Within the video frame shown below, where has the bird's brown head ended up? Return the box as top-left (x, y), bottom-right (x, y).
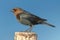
top-left (12, 8), bottom-right (23, 15)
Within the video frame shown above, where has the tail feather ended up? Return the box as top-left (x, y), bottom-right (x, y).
top-left (42, 22), bottom-right (55, 27)
top-left (42, 19), bottom-right (47, 21)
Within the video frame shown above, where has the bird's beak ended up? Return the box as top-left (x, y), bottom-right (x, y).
top-left (11, 10), bottom-right (14, 13)
top-left (11, 10), bottom-right (13, 12)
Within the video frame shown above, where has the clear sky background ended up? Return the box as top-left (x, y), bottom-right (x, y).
top-left (0, 0), bottom-right (60, 40)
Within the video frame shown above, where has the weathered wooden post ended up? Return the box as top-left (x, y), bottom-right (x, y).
top-left (14, 32), bottom-right (37, 40)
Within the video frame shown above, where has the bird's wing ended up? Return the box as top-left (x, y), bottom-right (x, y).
top-left (19, 13), bottom-right (38, 25)
top-left (19, 10), bottom-right (47, 25)
top-left (23, 10), bottom-right (47, 21)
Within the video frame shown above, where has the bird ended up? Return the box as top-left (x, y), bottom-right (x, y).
top-left (11, 8), bottom-right (55, 32)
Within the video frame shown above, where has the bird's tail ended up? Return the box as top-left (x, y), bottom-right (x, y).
top-left (42, 21), bottom-right (55, 27)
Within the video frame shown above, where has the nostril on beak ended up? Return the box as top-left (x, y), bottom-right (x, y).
top-left (13, 9), bottom-right (15, 10)
top-left (11, 9), bottom-right (15, 13)
top-left (12, 9), bottom-right (16, 12)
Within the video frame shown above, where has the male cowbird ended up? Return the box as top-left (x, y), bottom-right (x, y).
top-left (12, 8), bottom-right (55, 31)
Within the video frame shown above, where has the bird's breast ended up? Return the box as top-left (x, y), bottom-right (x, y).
top-left (19, 16), bottom-right (32, 26)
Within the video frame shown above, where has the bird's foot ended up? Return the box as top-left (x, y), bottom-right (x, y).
top-left (19, 30), bottom-right (31, 32)
top-left (24, 30), bottom-right (32, 32)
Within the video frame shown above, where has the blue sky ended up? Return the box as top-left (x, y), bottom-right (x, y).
top-left (0, 0), bottom-right (60, 40)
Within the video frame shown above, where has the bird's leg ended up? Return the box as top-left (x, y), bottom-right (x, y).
top-left (24, 27), bottom-right (30, 32)
top-left (29, 25), bottom-right (33, 32)
top-left (24, 25), bottom-right (33, 32)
